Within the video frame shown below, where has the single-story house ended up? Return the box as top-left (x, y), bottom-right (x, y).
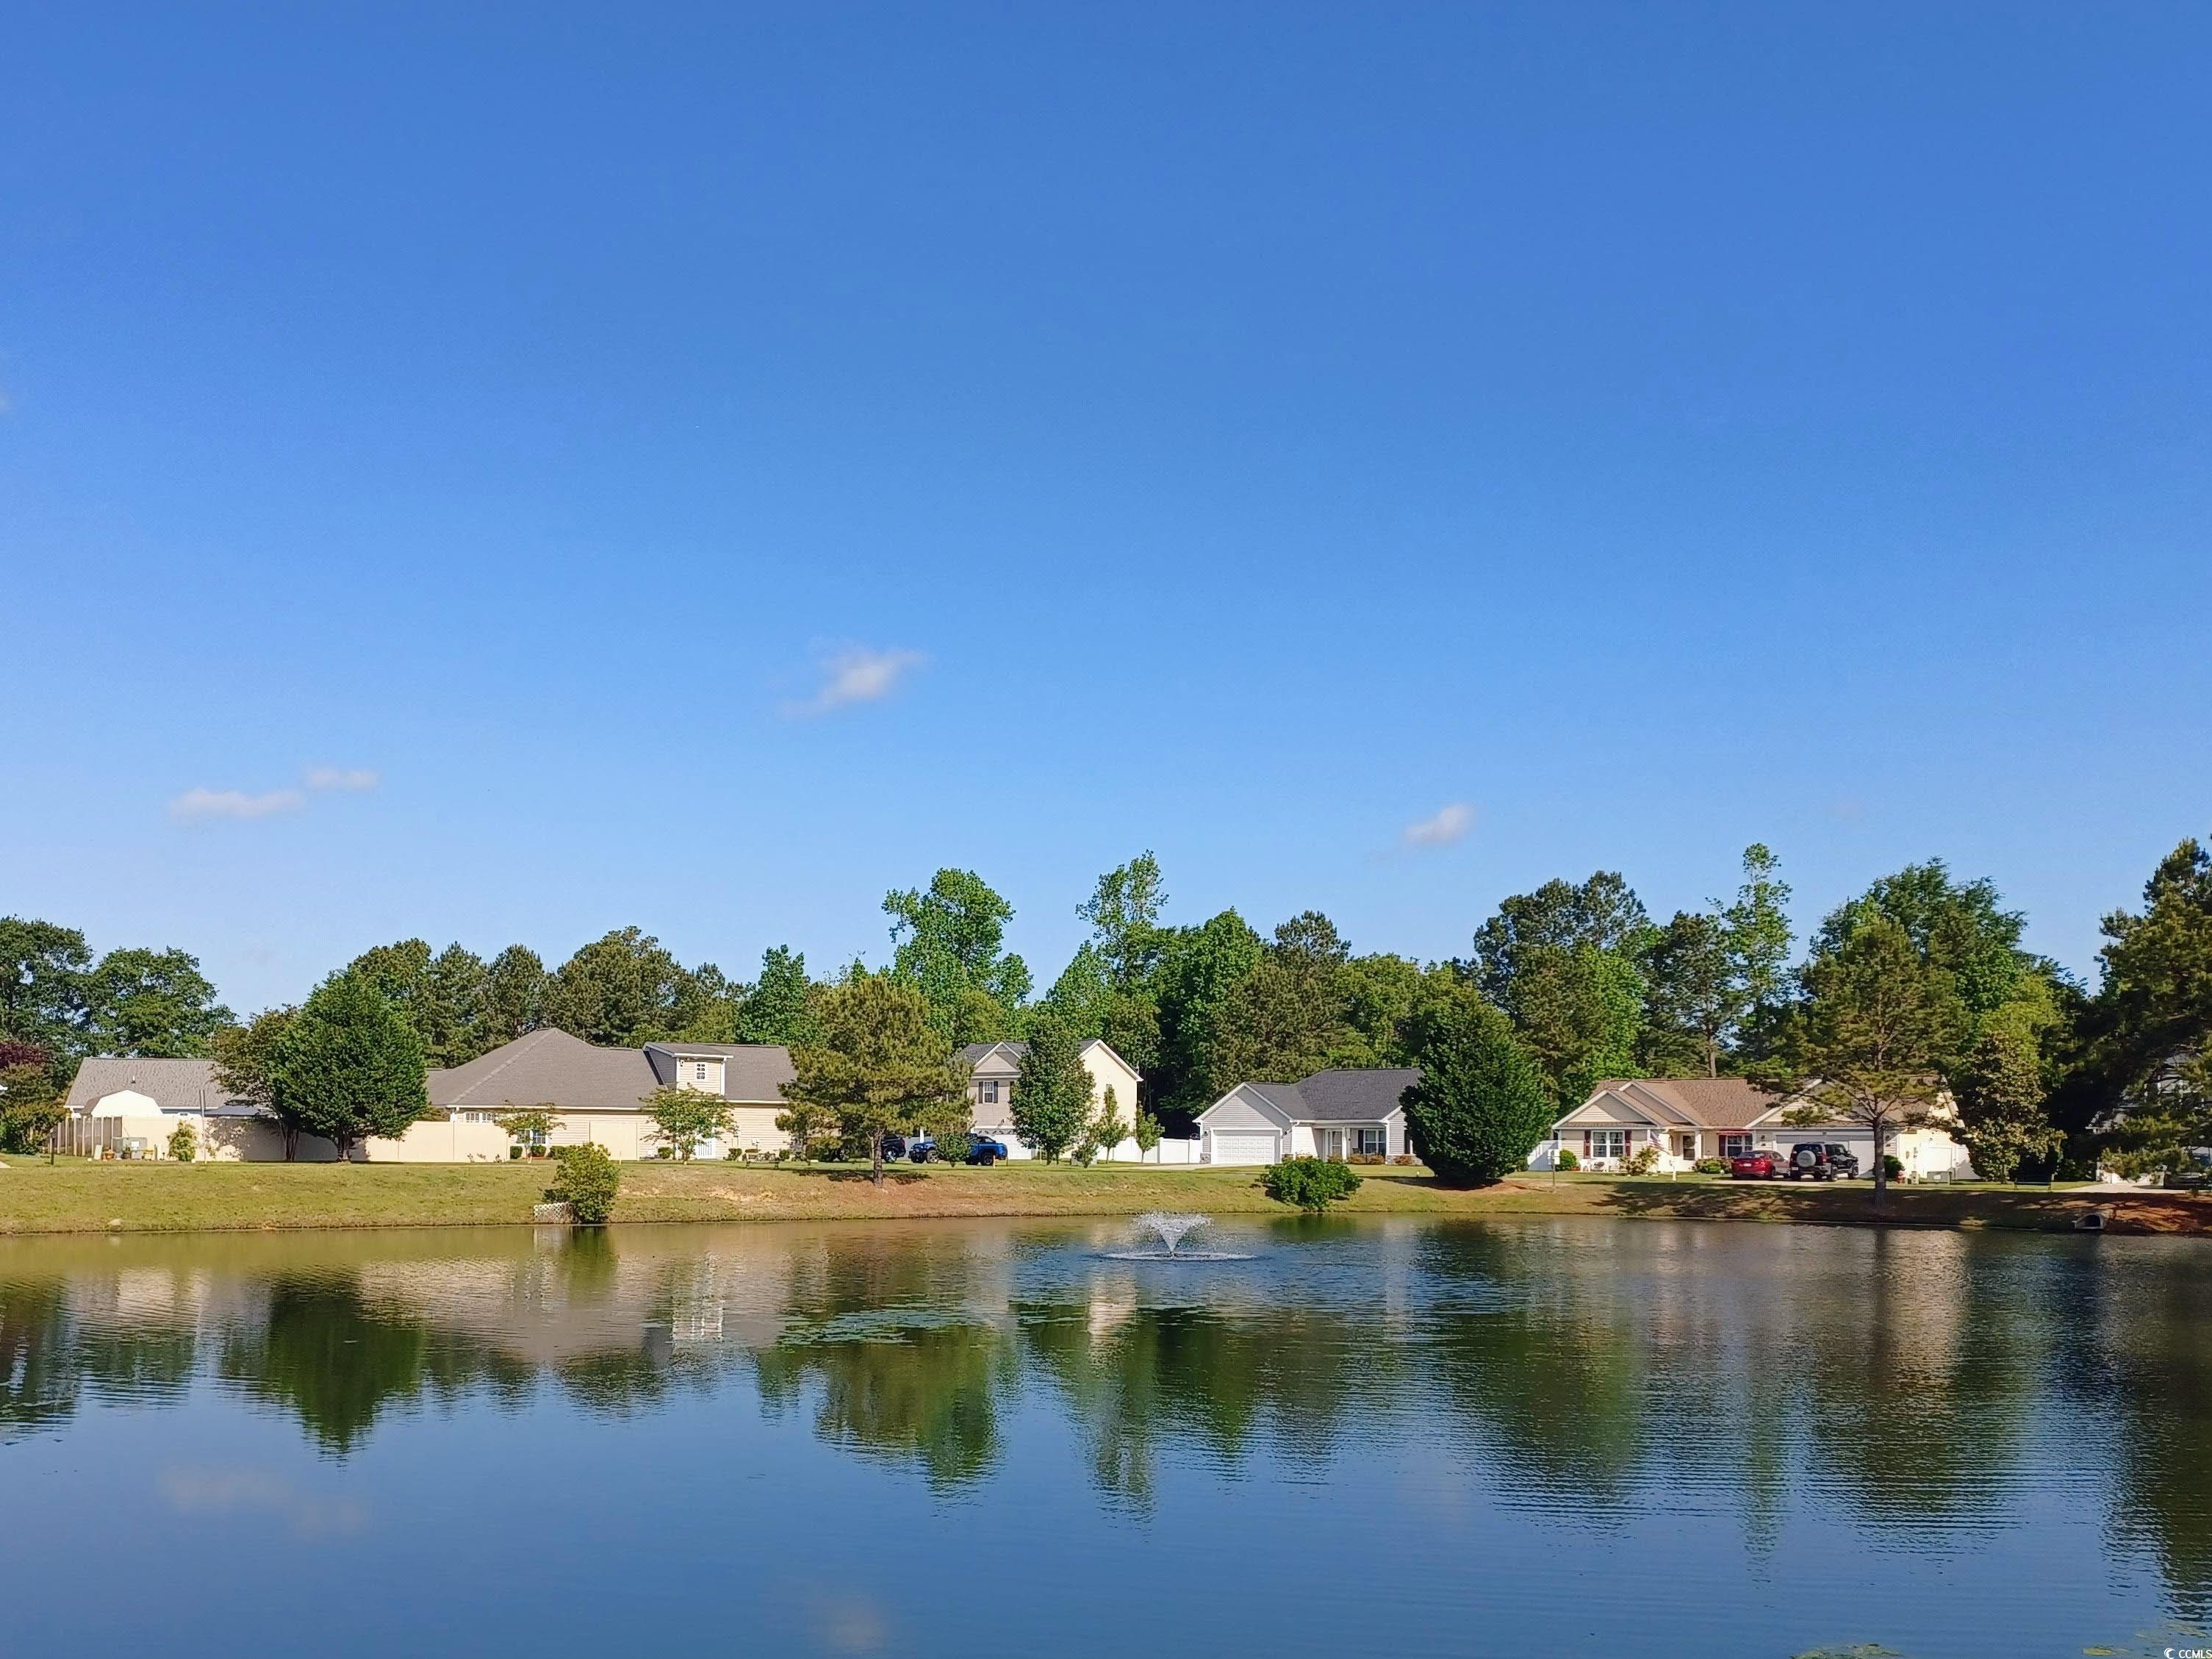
top-left (427, 1028), bottom-right (797, 1160)
top-left (958, 1038), bottom-right (1149, 1160)
top-left (1195, 1069), bottom-right (1420, 1165)
top-left (59, 1029), bottom-right (801, 1162)
top-left (61, 1056), bottom-right (318, 1159)
top-left (1530, 1076), bottom-right (1978, 1179)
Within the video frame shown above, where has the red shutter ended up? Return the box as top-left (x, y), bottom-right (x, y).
top-left (1583, 1129), bottom-right (1592, 1158)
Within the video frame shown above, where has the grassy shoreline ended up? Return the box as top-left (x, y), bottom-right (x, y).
top-left (0, 1158), bottom-right (2204, 1237)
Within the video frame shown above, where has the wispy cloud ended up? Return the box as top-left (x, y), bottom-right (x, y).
top-left (169, 786), bottom-right (308, 823)
top-left (1402, 802), bottom-right (1476, 848)
top-left (170, 765), bottom-right (381, 823)
top-left (159, 1467), bottom-right (367, 1537)
top-left (306, 766), bottom-right (380, 792)
top-left (784, 645), bottom-right (927, 717)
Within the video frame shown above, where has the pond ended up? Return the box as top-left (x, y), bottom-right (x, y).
top-left (1, 1215), bottom-right (2207, 1658)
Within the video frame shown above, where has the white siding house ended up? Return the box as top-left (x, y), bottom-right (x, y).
top-left (1195, 1070), bottom-right (1418, 1165)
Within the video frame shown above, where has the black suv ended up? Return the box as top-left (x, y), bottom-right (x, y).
top-left (1787, 1142), bottom-right (1860, 1180)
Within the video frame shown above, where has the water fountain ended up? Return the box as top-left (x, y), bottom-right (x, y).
top-left (1103, 1211), bottom-right (1251, 1261)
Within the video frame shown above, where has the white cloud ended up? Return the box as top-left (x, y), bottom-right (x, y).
top-left (784, 645), bottom-right (927, 717)
top-left (1402, 802), bottom-right (1476, 848)
top-left (159, 1467), bottom-right (367, 1537)
top-left (306, 766), bottom-right (380, 792)
top-left (169, 786), bottom-right (307, 823)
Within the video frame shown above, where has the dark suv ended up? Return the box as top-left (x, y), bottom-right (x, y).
top-left (1787, 1142), bottom-right (1860, 1181)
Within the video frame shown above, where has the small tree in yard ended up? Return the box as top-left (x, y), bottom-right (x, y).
top-left (1134, 1107), bottom-right (1163, 1163)
top-left (780, 976), bottom-right (969, 1186)
top-left (266, 972), bottom-right (428, 1161)
top-left (1013, 1011), bottom-right (1092, 1164)
top-left (1766, 914), bottom-right (1950, 1214)
top-left (643, 1086), bottom-right (732, 1161)
top-left (1400, 991), bottom-right (1553, 1186)
top-left (549, 1143), bottom-right (620, 1224)
top-left (167, 1120), bottom-right (198, 1162)
top-left (1075, 1083), bottom-right (1127, 1167)
top-left (494, 1106), bottom-right (561, 1158)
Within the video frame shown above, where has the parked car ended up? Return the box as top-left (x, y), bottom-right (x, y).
top-left (965, 1135), bottom-right (1010, 1166)
top-left (1787, 1142), bottom-right (1861, 1180)
top-left (1728, 1149), bottom-right (1782, 1180)
top-left (877, 1133), bottom-right (908, 1161)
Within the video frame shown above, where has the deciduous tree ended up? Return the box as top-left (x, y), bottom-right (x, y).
top-left (642, 1085), bottom-right (733, 1161)
top-left (1013, 1011), bottom-right (1094, 1164)
top-left (884, 870), bottom-right (1033, 1045)
top-left (267, 972), bottom-right (428, 1161)
top-left (0, 917), bottom-right (92, 1056)
top-left (82, 947), bottom-right (232, 1058)
top-left (1953, 1020), bottom-right (2062, 1184)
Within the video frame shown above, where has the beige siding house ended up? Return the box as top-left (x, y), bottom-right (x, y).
top-left (426, 1029), bottom-right (799, 1160)
top-left (61, 1030), bottom-right (800, 1162)
top-left (1534, 1076), bottom-right (1978, 1179)
top-left (1195, 1069), bottom-right (1419, 1164)
top-left (958, 1039), bottom-right (1152, 1160)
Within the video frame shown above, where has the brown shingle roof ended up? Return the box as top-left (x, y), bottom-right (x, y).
top-left (1591, 1077), bottom-right (1778, 1128)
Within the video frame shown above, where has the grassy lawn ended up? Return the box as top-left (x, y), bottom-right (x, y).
top-left (1, 1155), bottom-right (2204, 1236)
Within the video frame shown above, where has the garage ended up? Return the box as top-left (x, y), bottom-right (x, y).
top-left (1208, 1130), bottom-right (1279, 1165)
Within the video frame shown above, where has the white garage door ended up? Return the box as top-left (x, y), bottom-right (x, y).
top-left (1210, 1131), bottom-right (1278, 1165)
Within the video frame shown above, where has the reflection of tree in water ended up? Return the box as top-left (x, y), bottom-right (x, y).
top-left (1415, 1228), bottom-right (1648, 1505)
top-left (2075, 1252), bottom-right (2212, 1618)
top-left (216, 1275), bottom-right (534, 1455)
top-left (756, 1317), bottom-right (1010, 1489)
top-left (0, 1279), bottom-right (78, 1435)
top-left (753, 1231), bottom-right (1016, 1489)
top-left (1793, 1232), bottom-right (2050, 1528)
top-left (1018, 1296), bottom-right (1382, 1506)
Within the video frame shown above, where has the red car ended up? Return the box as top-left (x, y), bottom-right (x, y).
top-left (1728, 1149), bottom-right (1782, 1180)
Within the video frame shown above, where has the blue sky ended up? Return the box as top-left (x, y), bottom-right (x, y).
top-left (5, 3), bottom-right (2208, 1014)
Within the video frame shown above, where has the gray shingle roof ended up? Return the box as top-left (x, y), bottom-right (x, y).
top-left (428, 1030), bottom-right (657, 1111)
top-left (1215, 1069), bottom-right (1419, 1123)
top-left (64, 1058), bottom-right (258, 1116)
top-left (426, 1030), bottom-right (797, 1111)
top-left (958, 1041), bottom-right (1028, 1066)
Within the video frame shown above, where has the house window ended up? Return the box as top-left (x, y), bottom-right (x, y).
top-left (1590, 1129), bottom-right (1626, 1161)
top-left (694, 1063), bottom-right (709, 1082)
top-left (1355, 1128), bottom-right (1387, 1157)
top-left (1678, 1133), bottom-right (1698, 1159)
top-left (980, 1081), bottom-right (999, 1106)
top-left (1721, 1134), bottom-right (1751, 1158)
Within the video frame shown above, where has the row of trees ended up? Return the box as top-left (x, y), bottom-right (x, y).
top-left (7, 830), bottom-right (2212, 1183)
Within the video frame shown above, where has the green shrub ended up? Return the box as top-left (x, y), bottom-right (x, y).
top-left (167, 1122), bottom-right (198, 1163)
top-left (1260, 1157), bottom-right (1362, 1211)
top-left (548, 1143), bottom-right (620, 1225)
top-left (1623, 1144), bottom-right (1662, 1175)
top-left (1693, 1157), bottom-right (1729, 1175)
top-left (509, 1145), bottom-right (523, 1160)
top-left (1555, 1149), bottom-right (1579, 1172)
top-left (936, 1131), bottom-right (972, 1166)
top-left (1883, 1153), bottom-right (1904, 1180)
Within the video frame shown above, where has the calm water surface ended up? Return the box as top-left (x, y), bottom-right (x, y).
top-left (2, 1215), bottom-right (2208, 1658)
